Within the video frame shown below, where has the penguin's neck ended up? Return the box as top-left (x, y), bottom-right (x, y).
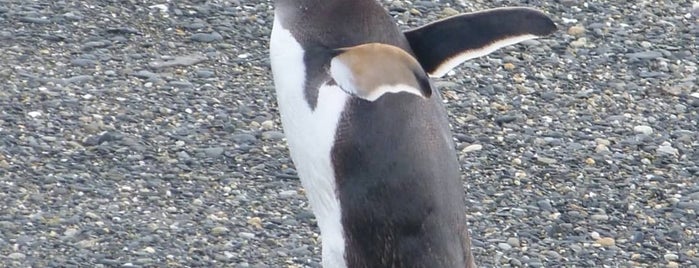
top-left (274, 0), bottom-right (409, 51)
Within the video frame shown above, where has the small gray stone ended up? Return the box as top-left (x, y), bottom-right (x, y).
top-left (507, 237), bottom-right (520, 247)
top-left (211, 226), bottom-right (229, 235)
top-left (7, 252), bottom-right (26, 260)
top-left (627, 51), bottom-right (663, 60)
top-left (537, 199), bottom-right (554, 211)
top-left (633, 125), bottom-right (654, 135)
top-left (20, 17), bottom-right (50, 24)
top-left (64, 228), bottom-right (80, 238)
top-left (81, 40), bottom-right (111, 50)
top-left (509, 258), bottom-right (523, 267)
top-left (591, 214), bottom-right (609, 221)
top-left (537, 157), bottom-right (557, 165)
top-left (239, 232), bottom-right (255, 239)
top-left (196, 70), bottom-right (215, 78)
top-left (167, 81), bottom-right (194, 89)
top-left (133, 70), bottom-right (159, 79)
top-left (191, 32), bottom-right (223, 43)
top-left (664, 253), bottom-right (679, 261)
top-left (233, 133), bottom-right (257, 143)
top-left (279, 190), bottom-right (298, 198)
top-left (64, 75), bottom-right (93, 84)
top-left (462, 144), bottom-right (483, 153)
top-left (495, 115), bottom-right (517, 124)
top-left (149, 54), bottom-right (207, 69)
top-left (657, 142), bottom-right (679, 157)
top-left (498, 242), bottom-right (512, 251)
top-left (71, 58), bottom-right (98, 67)
top-left (203, 147), bottom-right (224, 157)
top-left (261, 131), bottom-right (285, 141)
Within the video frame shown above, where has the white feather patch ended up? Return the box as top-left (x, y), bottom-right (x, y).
top-left (270, 14), bottom-right (348, 268)
top-left (364, 84), bottom-right (426, 101)
top-left (430, 34), bottom-right (538, 78)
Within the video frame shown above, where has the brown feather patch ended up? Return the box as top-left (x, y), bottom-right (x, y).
top-left (330, 43), bottom-right (431, 101)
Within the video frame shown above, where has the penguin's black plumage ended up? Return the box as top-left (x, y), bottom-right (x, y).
top-left (270, 1), bottom-right (556, 267)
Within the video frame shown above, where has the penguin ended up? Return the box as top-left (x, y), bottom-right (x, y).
top-left (269, 1), bottom-right (556, 267)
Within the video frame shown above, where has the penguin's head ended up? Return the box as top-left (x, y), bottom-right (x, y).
top-left (328, 43), bottom-right (432, 102)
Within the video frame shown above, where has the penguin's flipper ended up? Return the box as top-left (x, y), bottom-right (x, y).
top-left (404, 7), bottom-right (557, 78)
top-left (329, 43), bottom-right (431, 102)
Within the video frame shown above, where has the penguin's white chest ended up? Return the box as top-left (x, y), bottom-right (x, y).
top-left (270, 15), bottom-right (349, 268)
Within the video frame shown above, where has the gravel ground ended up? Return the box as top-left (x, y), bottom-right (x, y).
top-left (0, 0), bottom-right (697, 267)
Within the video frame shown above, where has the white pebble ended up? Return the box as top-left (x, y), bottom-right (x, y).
top-left (462, 144), bottom-right (483, 153)
top-left (279, 190), bottom-right (297, 198)
top-left (657, 142), bottom-right (679, 157)
top-left (149, 4), bottom-right (168, 12)
top-left (664, 253), bottom-right (679, 261)
top-left (239, 232), bottom-right (255, 239)
top-left (633, 125), bottom-right (653, 135)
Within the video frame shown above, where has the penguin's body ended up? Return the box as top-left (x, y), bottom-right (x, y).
top-left (270, 1), bottom-right (556, 267)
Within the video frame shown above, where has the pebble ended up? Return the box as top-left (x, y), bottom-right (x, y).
top-left (7, 252), bottom-right (26, 260)
top-left (260, 120), bottom-right (275, 130)
top-left (595, 144), bottom-right (610, 153)
top-left (149, 54), bottom-right (207, 69)
top-left (657, 142), bottom-right (679, 157)
top-left (239, 232), bottom-right (256, 239)
top-left (261, 131), bottom-right (285, 141)
top-left (509, 258), bottom-right (522, 267)
top-left (664, 253), bottom-right (679, 261)
top-left (462, 144), bottom-right (483, 153)
top-left (203, 147), bottom-right (224, 157)
top-left (627, 51), bottom-right (663, 60)
top-left (232, 133), bottom-right (257, 143)
top-left (64, 228), bottom-right (80, 237)
top-left (190, 32), bottom-right (223, 43)
top-left (211, 226), bottom-right (230, 236)
top-left (196, 70), bottom-right (215, 78)
top-left (495, 115), bottom-right (517, 124)
top-left (570, 37), bottom-right (587, 48)
top-left (595, 237), bottom-right (616, 247)
top-left (442, 7), bottom-right (459, 16)
top-left (133, 70), bottom-right (159, 79)
top-left (142, 247), bottom-right (156, 254)
top-left (279, 190), bottom-right (298, 198)
top-left (537, 157), bottom-right (557, 165)
top-left (167, 81), bottom-right (194, 89)
top-left (498, 242), bottom-right (512, 251)
top-left (71, 58), bottom-right (98, 67)
top-left (247, 217), bottom-right (262, 229)
top-left (65, 75), bottom-right (93, 84)
top-left (537, 199), bottom-right (554, 211)
top-left (507, 237), bottom-right (520, 247)
top-left (20, 16), bottom-right (51, 24)
top-left (633, 125), bottom-right (654, 135)
top-left (27, 111), bottom-right (42, 117)
top-left (567, 25), bottom-right (585, 36)
top-left (81, 40), bottom-right (110, 50)
top-left (591, 214), bottom-right (609, 221)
